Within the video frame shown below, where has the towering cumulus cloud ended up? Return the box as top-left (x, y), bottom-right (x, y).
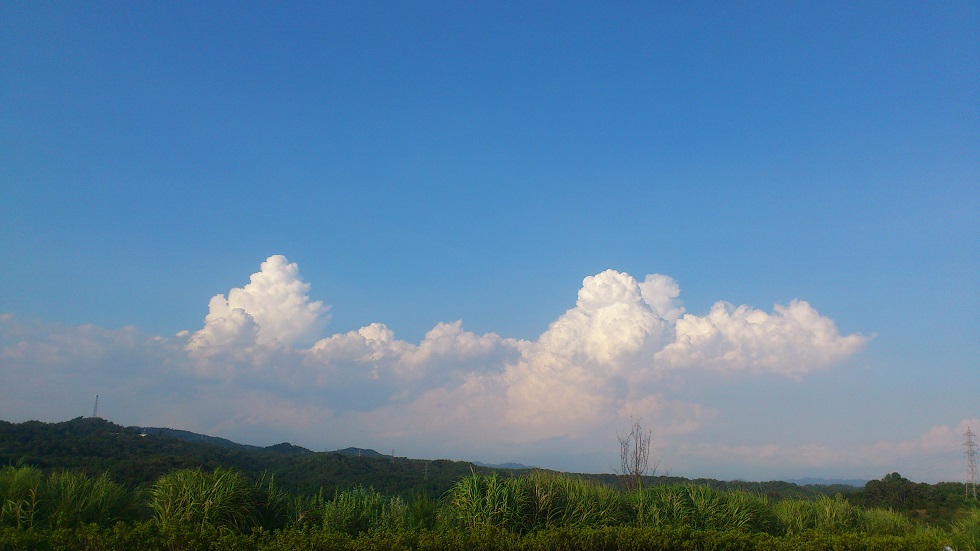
top-left (187, 255), bottom-right (329, 353)
top-left (496, 270), bottom-right (868, 439)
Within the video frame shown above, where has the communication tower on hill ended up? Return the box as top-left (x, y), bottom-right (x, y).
top-left (92, 395), bottom-right (99, 418)
top-left (966, 427), bottom-right (978, 499)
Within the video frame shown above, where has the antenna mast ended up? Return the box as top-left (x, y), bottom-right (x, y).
top-left (966, 427), bottom-right (978, 499)
top-left (92, 395), bottom-right (99, 418)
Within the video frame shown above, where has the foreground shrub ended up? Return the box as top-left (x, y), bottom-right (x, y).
top-left (447, 471), bottom-right (625, 534)
top-left (0, 523), bottom-right (957, 551)
top-left (446, 472), bottom-right (531, 533)
top-left (0, 466), bottom-right (134, 530)
top-left (774, 494), bottom-right (858, 535)
top-left (857, 506), bottom-right (914, 536)
top-left (148, 467), bottom-right (257, 537)
top-left (525, 471), bottom-right (623, 530)
top-left (43, 470), bottom-right (134, 529)
top-left (948, 507), bottom-right (980, 551)
top-left (630, 484), bottom-right (782, 534)
top-left (321, 486), bottom-right (407, 536)
top-left (0, 466), bottom-right (43, 529)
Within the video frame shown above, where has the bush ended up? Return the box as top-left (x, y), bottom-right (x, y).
top-left (630, 484), bottom-right (782, 534)
top-left (445, 472), bottom-right (531, 533)
top-left (322, 486), bottom-right (407, 536)
top-left (148, 467), bottom-right (258, 537)
top-left (0, 466), bottom-right (43, 530)
top-left (0, 466), bottom-right (134, 530)
top-left (43, 470), bottom-right (134, 529)
top-left (525, 471), bottom-right (623, 530)
top-left (948, 507), bottom-right (980, 551)
top-left (858, 507), bottom-right (914, 536)
top-left (775, 494), bottom-right (858, 535)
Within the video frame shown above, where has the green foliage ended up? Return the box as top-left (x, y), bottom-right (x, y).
top-left (774, 494), bottom-right (859, 534)
top-left (446, 471), bottom-right (531, 533)
top-left (404, 492), bottom-right (439, 531)
top-left (0, 465), bottom-right (43, 529)
top-left (0, 419), bottom-right (976, 549)
top-left (630, 484), bottom-right (782, 534)
top-left (524, 470), bottom-right (624, 531)
top-left (252, 473), bottom-right (290, 531)
top-left (148, 467), bottom-right (258, 537)
top-left (42, 470), bottom-right (134, 529)
top-left (948, 506), bottom-right (980, 551)
top-left (858, 506), bottom-right (915, 536)
top-left (0, 466), bottom-right (134, 530)
top-left (321, 486), bottom-right (407, 536)
top-left (446, 471), bottom-right (627, 534)
top-left (849, 472), bottom-right (974, 524)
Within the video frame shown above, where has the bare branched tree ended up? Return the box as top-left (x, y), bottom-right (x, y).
top-left (618, 416), bottom-right (662, 491)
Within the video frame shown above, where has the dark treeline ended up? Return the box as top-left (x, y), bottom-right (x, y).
top-left (1, 417), bottom-right (977, 550)
top-left (0, 417), bottom-right (488, 499)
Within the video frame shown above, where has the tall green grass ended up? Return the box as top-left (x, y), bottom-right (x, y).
top-left (43, 470), bottom-right (133, 529)
top-left (446, 471), bottom-right (530, 532)
top-left (525, 470), bottom-right (623, 530)
top-left (446, 470), bottom-right (625, 534)
top-left (0, 466), bottom-right (133, 530)
top-left (773, 493), bottom-right (925, 537)
top-left (0, 464), bottom-right (968, 550)
top-left (286, 486), bottom-right (411, 535)
top-left (948, 507), bottom-right (980, 551)
top-left (629, 484), bottom-right (780, 533)
top-left (148, 467), bottom-right (258, 536)
top-left (0, 466), bottom-right (43, 530)
top-left (322, 486), bottom-right (407, 535)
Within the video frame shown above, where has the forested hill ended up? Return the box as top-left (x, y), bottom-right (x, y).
top-left (0, 417), bottom-right (489, 498)
top-left (4, 416), bottom-right (969, 520)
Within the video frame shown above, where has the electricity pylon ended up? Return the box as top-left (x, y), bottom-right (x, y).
top-left (966, 427), bottom-right (978, 499)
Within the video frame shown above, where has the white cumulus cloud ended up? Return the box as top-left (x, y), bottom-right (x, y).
top-left (656, 299), bottom-right (869, 377)
top-left (187, 255), bottom-right (329, 352)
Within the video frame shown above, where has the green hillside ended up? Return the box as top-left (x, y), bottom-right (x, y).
top-left (0, 417), bottom-right (495, 498)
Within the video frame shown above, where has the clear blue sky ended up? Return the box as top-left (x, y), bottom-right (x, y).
top-left (1, 1), bottom-right (977, 482)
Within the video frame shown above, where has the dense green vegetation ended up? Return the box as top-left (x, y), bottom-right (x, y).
top-left (1, 418), bottom-right (977, 549)
top-left (1, 466), bottom-right (977, 550)
top-left (0, 417), bottom-right (489, 498)
top-left (0, 417), bottom-right (863, 500)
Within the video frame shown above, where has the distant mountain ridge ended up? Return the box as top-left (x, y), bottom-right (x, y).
top-left (473, 461), bottom-right (536, 470)
top-left (139, 427), bottom-right (261, 450)
top-left (332, 447), bottom-right (386, 457)
top-left (785, 477), bottom-right (868, 488)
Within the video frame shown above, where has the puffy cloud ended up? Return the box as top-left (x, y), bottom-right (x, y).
top-left (639, 274), bottom-right (686, 325)
top-left (188, 255), bottom-right (328, 352)
top-left (1, 258), bottom-right (880, 477)
top-left (402, 321), bottom-right (520, 373)
top-left (656, 299), bottom-right (869, 377)
top-left (538, 270), bottom-right (668, 368)
top-left (310, 323), bottom-right (410, 364)
top-left (490, 269), bottom-right (867, 442)
top-left (186, 309), bottom-right (259, 353)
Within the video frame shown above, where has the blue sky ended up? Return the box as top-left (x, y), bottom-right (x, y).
top-left (1, 1), bottom-right (977, 482)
